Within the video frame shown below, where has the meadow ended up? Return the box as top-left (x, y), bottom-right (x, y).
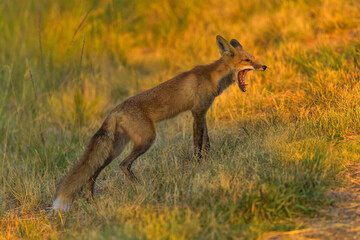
top-left (0, 0), bottom-right (359, 239)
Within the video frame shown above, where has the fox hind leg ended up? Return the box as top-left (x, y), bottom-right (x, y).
top-left (86, 158), bottom-right (111, 202)
top-left (119, 119), bottom-right (156, 183)
top-left (119, 142), bottom-right (154, 183)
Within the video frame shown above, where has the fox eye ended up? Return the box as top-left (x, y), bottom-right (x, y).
top-left (243, 59), bottom-right (251, 62)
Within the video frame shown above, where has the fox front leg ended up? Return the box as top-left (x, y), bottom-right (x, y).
top-left (192, 111), bottom-right (206, 160)
top-left (202, 119), bottom-right (210, 157)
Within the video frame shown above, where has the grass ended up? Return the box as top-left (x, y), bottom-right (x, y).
top-left (0, 0), bottom-right (360, 239)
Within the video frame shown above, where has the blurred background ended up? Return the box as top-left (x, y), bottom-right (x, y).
top-left (1, 0), bottom-right (358, 130)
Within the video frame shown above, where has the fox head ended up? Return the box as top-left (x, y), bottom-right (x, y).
top-left (216, 35), bottom-right (267, 92)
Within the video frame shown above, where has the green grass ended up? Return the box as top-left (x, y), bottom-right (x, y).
top-left (1, 0), bottom-right (360, 239)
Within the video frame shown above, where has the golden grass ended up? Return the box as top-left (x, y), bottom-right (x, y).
top-left (1, 0), bottom-right (360, 239)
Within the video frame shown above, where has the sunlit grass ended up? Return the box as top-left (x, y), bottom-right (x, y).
top-left (1, 0), bottom-right (360, 239)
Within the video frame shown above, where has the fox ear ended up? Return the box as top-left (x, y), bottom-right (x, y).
top-left (216, 35), bottom-right (235, 58)
top-left (230, 39), bottom-right (243, 50)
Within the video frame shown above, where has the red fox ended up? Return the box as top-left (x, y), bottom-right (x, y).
top-left (52, 35), bottom-right (267, 212)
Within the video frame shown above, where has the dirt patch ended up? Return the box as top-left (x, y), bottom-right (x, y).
top-left (264, 162), bottom-right (360, 240)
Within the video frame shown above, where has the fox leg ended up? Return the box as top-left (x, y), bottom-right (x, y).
top-left (119, 144), bottom-right (152, 182)
top-left (119, 118), bottom-right (156, 183)
top-left (86, 157), bottom-right (112, 201)
top-left (202, 120), bottom-right (210, 157)
top-left (86, 132), bottom-right (130, 201)
top-left (192, 111), bottom-right (206, 159)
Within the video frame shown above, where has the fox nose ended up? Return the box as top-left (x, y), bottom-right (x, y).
top-left (262, 65), bottom-right (267, 70)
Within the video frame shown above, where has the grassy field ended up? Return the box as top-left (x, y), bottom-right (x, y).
top-left (1, 0), bottom-right (359, 239)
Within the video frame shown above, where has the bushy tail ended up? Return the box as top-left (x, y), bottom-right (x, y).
top-left (52, 117), bottom-right (117, 212)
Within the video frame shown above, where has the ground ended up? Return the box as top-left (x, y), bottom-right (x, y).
top-left (264, 162), bottom-right (360, 240)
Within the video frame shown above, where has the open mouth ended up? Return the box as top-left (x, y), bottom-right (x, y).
top-left (237, 69), bottom-right (251, 92)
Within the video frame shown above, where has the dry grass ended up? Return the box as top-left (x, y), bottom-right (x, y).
top-left (0, 0), bottom-right (360, 239)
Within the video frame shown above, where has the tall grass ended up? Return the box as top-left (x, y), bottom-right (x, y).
top-left (0, 0), bottom-right (359, 239)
